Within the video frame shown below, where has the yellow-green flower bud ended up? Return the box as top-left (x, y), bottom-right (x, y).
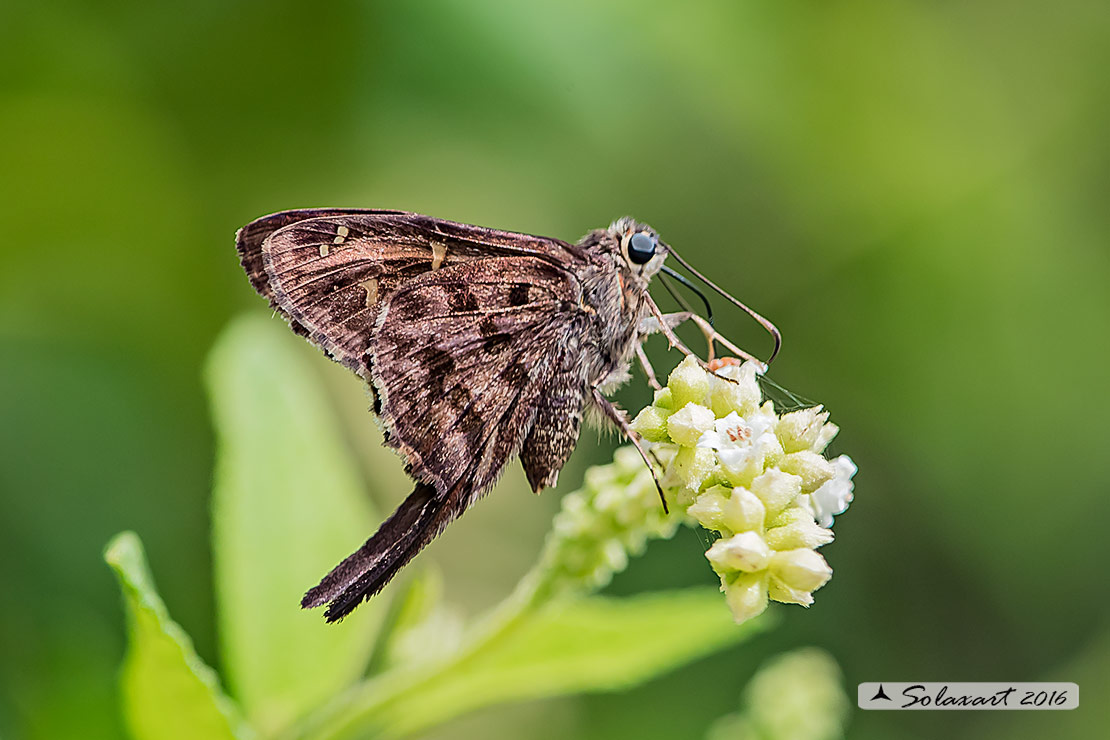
top-left (540, 446), bottom-right (682, 595)
top-left (722, 571), bottom-right (769, 624)
top-left (767, 577), bottom-right (815, 606)
top-left (601, 538), bottom-right (629, 572)
top-left (631, 405), bottom-right (672, 443)
top-left (652, 386), bottom-right (674, 410)
top-left (708, 362), bottom-right (762, 418)
top-left (687, 485), bottom-right (731, 531)
top-left (666, 402), bottom-right (715, 447)
top-left (750, 468), bottom-right (803, 518)
top-left (667, 446), bottom-right (717, 491)
top-left (720, 486), bottom-right (766, 533)
top-left (613, 445), bottom-right (647, 474)
top-left (775, 406), bottom-right (832, 454)
top-left (707, 532), bottom-right (773, 573)
top-left (764, 508), bottom-right (835, 550)
top-left (668, 355), bottom-right (709, 409)
top-left (779, 450), bottom-right (836, 493)
top-left (770, 548), bottom-right (833, 593)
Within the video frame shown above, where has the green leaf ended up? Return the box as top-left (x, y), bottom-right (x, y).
top-left (370, 587), bottom-right (774, 738)
top-left (206, 314), bottom-right (385, 735)
top-left (375, 566), bottom-right (464, 672)
top-left (105, 532), bottom-right (247, 740)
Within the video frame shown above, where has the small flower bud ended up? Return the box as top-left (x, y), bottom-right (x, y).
top-left (764, 508), bottom-right (835, 550)
top-left (775, 406), bottom-right (831, 454)
top-left (668, 485), bottom-right (699, 510)
top-left (601, 538), bottom-right (629, 572)
top-left (593, 484), bottom-right (627, 515)
top-left (687, 485), bottom-right (730, 530)
top-left (631, 405), bottom-right (672, 443)
top-left (720, 486), bottom-right (766, 533)
top-left (668, 446), bottom-right (717, 491)
top-left (770, 548), bottom-right (833, 593)
top-left (750, 468), bottom-right (803, 518)
top-left (667, 403), bottom-right (716, 447)
top-left (612, 445), bottom-right (646, 474)
top-left (652, 387), bottom-right (675, 411)
top-left (778, 450), bottom-right (836, 494)
top-left (707, 532), bottom-right (772, 573)
top-left (767, 577), bottom-right (815, 606)
top-left (722, 571), bottom-right (770, 624)
top-left (708, 362), bottom-right (762, 418)
top-left (668, 356), bottom-right (709, 409)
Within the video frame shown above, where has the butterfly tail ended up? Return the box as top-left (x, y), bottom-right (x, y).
top-left (302, 481), bottom-right (442, 622)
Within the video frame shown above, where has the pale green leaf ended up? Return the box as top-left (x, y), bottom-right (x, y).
top-left (206, 314), bottom-right (384, 735)
top-left (373, 587), bottom-right (774, 738)
top-left (105, 532), bottom-right (248, 740)
top-left (375, 566), bottom-right (464, 672)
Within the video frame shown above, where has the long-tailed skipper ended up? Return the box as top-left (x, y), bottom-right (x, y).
top-left (236, 209), bottom-right (779, 621)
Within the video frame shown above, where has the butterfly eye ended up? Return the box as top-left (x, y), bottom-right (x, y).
top-left (627, 232), bottom-right (657, 265)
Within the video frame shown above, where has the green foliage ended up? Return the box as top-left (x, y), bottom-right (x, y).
top-left (706, 648), bottom-right (848, 740)
top-left (338, 590), bottom-right (771, 739)
top-left (103, 317), bottom-right (774, 740)
top-left (104, 533), bottom-right (247, 740)
top-left (205, 315), bottom-right (384, 735)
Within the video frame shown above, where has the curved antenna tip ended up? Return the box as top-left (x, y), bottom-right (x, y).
top-left (665, 243), bottom-right (783, 367)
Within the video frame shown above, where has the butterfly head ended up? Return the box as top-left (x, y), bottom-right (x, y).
top-left (606, 217), bottom-right (668, 283)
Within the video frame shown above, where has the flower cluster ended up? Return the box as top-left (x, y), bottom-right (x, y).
top-left (537, 446), bottom-right (682, 595)
top-left (631, 356), bottom-right (856, 623)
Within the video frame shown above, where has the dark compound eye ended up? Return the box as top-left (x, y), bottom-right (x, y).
top-left (628, 231), bottom-right (657, 264)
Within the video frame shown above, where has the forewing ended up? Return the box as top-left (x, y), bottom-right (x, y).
top-left (236, 209), bottom-right (583, 380)
top-left (236, 208), bottom-right (405, 324)
top-left (372, 256), bottom-right (587, 500)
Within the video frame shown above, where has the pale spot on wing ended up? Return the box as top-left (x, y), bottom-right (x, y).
top-left (360, 278), bottom-right (378, 309)
top-left (319, 244), bottom-right (330, 257)
top-left (431, 242), bottom-right (447, 270)
top-left (333, 225), bottom-right (349, 246)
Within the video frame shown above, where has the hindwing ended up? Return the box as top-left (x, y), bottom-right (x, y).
top-left (372, 255), bottom-right (588, 497)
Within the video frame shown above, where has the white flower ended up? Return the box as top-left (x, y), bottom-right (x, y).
top-left (697, 410), bottom-right (780, 476)
top-left (808, 455), bottom-right (856, 528)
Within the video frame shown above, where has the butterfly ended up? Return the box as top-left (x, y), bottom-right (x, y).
top-left (236, 209), bottom-right (778, 621)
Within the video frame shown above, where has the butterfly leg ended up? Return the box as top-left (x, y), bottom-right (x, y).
top-left (635, 344), bottom-right (662, 391)
top-left (640, 298), bottom-right (710, 372)
top-left (640, 307), bottom-right (766, 372)
top-left (591, 388), bottom-right (669, 514)
top-left (685, 313), bottom-right (764, 368)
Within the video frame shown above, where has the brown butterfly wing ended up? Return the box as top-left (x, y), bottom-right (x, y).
top-left (372, 255), bottom-right (588, 495)
top-left (303, 255), bottom-right (591, 620)
top-left (235, 208), bottom-right (406, 343)
top-left (236, 210), bottom-right (584, 381)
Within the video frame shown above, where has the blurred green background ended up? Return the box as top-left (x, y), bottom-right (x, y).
top-left (3, 0), bottom-right (1109, 738)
